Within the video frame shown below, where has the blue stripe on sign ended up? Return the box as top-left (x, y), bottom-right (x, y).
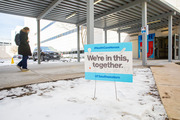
top-left (84, 42), bottom-right (132, 52)
top-left (85, 72), bottom-right (133, 83)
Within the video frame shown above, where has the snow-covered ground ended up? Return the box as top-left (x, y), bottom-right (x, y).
top-left (0, 68), bottom-right (167, 120)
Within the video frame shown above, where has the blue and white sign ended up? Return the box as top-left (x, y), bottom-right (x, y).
top-left (141, 25), bottom-right (149, 35)
top-left (84, 42), bottom-right (133, 82)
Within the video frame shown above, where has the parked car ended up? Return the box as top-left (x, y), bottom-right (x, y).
top-left (0, 60), bottom-right (4, 63)
top-left (29, 56), bottom-right (33, 60)
top-left (33, 46), bottom-right (60, 61)
top-left (13, 55), bottom-right (22, 59)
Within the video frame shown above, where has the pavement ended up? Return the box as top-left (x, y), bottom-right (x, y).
top-left (151, 63), bottom-right (180, 120)
top-left (0, 62), bottom-right (84, 90)
top-left (0, 59), bottom-right (175, 90)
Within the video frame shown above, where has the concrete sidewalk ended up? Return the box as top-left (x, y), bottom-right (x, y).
top-left (151, 63), bottom-right (180, 120)
top-left (0, 62), bottom-right (84, 90)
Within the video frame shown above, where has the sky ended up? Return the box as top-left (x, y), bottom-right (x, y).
top-left (0, 13), bottom-right (24, 41)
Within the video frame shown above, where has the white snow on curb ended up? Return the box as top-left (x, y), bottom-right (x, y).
top-left (0, 58), bottom-right (83, 67)
top-left (0, 68), bottom-right (167, 120)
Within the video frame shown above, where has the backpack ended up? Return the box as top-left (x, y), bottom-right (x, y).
top-left (15, 33), bottom-right (20, 46)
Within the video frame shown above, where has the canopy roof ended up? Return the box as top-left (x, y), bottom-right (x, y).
top-left (0, 0), bottom-right (180, 33)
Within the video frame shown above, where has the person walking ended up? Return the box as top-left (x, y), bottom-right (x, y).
top-left (17, 27), bottom-right (32, 72)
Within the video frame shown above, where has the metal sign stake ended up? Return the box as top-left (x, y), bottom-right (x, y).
top-left (92, 80), bottom-right (97, 100)
top-left (114, 81), bottom-right (119, 101)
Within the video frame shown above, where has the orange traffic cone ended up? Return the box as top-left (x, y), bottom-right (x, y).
top-left (11, 58), bottom-right (14, 64)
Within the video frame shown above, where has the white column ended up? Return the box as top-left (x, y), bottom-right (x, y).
top-left (87, 0), bottom-right (94, 44)
top-left (77, 25), bottom-right (80, 62)
top-left (118, 32), bottom-right (121, 43)
top-left (142, 1), bottom-right (147, 66)
top-left (168, 15), bottom-right (173, 62)
top-left (104, 18), bottom-right (107, 43)
top-left (104, 30), bottom-right (107, 43)
top-left (37, 19), bottom-right (41, 64)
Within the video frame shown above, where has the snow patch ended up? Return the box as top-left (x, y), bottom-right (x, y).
top-left (0, 68), bottom-right (167, 120)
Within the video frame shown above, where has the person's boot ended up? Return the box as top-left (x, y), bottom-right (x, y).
top-left (21, 68), bottom-right (29, 72)
top-left (16, 65), bottom-right (22, 71)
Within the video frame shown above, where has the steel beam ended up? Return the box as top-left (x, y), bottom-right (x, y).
top-left (142, 1), bottom-right (147, 66)
top-left (77, 25), bottom-right (80, 62)
top-left (87, 0), bottom-right (94, 44)
top-left (168, 15), bottom-right (173, 62)
top-left (77, 0), bottom-right (151, 26)
top-left (37, 19), bottom-right (41, 64)
top-left (37, 0), bottom-right (63, 20)
top-left (107, 11), bottom-right (176, 31)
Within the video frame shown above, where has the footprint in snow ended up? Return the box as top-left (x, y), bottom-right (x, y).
top-left (66, 97), bottom-right (85, 104)
top-left (86, 117), bottom-right (98, 120)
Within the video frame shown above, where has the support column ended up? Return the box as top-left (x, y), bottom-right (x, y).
top-left (37, 19), bottom-right (41, 64)
top-left (118, 32), bottom-right (121, 43)
top-left (87, 0), bottom-right (94, 44)
top-left (104, 30), bottom-right (107, 43)
top-left (142, 1), bottom-right (147, 66)
top-left (104, 18), bottom-right (107, 43)
top-left (168, 15), bottom-right (173, 62)
top-left (77, 25), bottom-right (80, 62)
top-left (179, 33), bottom-right (180, 60)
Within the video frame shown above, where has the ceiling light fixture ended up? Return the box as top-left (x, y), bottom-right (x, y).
top-left (94, 0), bottom-right (102, 5)
top-left (120, 26), bottom-right (131, 30)
top-left (66, 12), bottom-right (77, 20)
top-left (147, 20), bottom-right (161, 24)
top-left (161, 27), bottom-right (168, 30)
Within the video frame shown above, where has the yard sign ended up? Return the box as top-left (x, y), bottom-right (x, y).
top-left (84, 42), bottom-right (133, 82)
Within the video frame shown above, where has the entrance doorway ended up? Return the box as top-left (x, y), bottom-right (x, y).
top-left (154, 35), bottom-right (179, 59)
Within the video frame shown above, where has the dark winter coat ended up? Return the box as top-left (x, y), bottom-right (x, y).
top-left (18, 29), bottom-right (32, 56)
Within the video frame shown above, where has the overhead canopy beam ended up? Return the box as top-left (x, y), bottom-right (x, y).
top-left (105, 11), bottom-right (176, 30)
top-left (118, 22), bottom-right (168, 33)
top-left (77, 0), bottom-right (151, 26)
top-left (37, 0), bottom-right (63, 20)
top-left (127, 24), bottom-right (166, 34)
top-left (127, 22), bottom-right (178, 34)
top-left (117, 18), bottom-right (179, 33)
